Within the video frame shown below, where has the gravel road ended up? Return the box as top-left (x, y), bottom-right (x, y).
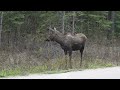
top-left (1, 66), bottom-right (120, 79)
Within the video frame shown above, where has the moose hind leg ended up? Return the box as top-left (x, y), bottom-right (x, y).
top-left (80, 47), bottom-right (84, 67)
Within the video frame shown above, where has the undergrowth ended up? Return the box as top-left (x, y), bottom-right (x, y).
top-left (0, 58), bottom-right (116, 78)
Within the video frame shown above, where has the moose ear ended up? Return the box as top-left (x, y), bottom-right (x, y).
top-left (48, 27), bottom-right (55, 32)
top-left (53, 27), bottom-right (58, 32)
top-left (53, 27), bottom-right (56, 30)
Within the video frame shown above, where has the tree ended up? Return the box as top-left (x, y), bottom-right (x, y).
top-left (72, 11), bottom-right (75, 34)
top-left (62, 11), bottom-right (65, 34)
top-left (0, 12), bottom-right (3, 48)
top-left (111, 11), bottom-right (115, 33)
top-left (107, 11), bottom-right (116, 40)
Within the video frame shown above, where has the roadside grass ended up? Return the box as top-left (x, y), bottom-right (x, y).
top-left (0, 58), bottom-right (117, 78)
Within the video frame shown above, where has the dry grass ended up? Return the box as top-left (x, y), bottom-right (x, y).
top-left (0, 51), bottom-right (116, 77)
top-left (0, 40), bottom-right (120, 77)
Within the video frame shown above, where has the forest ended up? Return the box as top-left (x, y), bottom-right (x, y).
top-left (0, 11), bottom-right (120, 76)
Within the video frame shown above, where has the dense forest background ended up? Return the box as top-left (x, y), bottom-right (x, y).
top-left (0, 11), bottom-right (120, 71)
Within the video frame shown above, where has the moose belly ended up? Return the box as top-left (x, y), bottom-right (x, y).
top-left (61, 44), bottom-right (83, 51)
top-left (72, 44), bottom-right (82, 51)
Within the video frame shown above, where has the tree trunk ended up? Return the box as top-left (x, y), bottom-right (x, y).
top-left (62, 11), bottom-right (65, 34)
top-left (72, 11), bottom-right (75, 34)
top-left (107, 11), bottom-right (115, 40)
top-left (105, 11), bottom-right (116, 60)
top-left (0, 12), bottom-right (3, 48)
top-left (111, 11), bottom-right (115, 35)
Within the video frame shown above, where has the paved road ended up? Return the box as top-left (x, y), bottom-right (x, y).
top-left (1, 66), bottom-right (120, 79)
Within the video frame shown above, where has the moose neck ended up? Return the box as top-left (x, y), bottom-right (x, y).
top-left (53, 34), bottom-right (65, 46)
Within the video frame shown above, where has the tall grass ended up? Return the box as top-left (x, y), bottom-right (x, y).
top-left (0, 39), bottom-right (120, 77)
top-left (0, 52), bottom-right (116, 77)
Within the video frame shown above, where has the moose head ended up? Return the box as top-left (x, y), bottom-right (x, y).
top-left (45, 27), bottom-right (62, 41)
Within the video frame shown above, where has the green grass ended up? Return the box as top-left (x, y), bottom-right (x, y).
top-left (81, 59), bottom-right (114, 69)
top-left (0, 58), bottom-right (117, 78)
top-left (0, 68), bottom-right (22, 77)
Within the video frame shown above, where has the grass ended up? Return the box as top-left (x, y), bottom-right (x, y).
top-left (0, 58), bottom-right (117, 78)
top-left (82, 59), bottom-right (114, 69)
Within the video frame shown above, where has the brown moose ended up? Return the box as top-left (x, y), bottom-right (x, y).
top-left (45, 27), bottom-right (87, 69)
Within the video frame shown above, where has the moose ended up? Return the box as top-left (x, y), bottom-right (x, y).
top-left (45, 27), bottom-right (87, 69)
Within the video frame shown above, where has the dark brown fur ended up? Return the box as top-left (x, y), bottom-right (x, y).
top-left (45, 27), bottom-right (87, 69)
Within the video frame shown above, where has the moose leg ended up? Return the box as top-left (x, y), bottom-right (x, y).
top-left (80, 47), bottom-right (84, 67)
top-left (64, 50), bottom-right (68, 69)
top-left (69, 50), bottom-right (72, 69)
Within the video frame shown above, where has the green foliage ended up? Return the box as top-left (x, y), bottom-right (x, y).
top-left (2, 11), bottom-right (119, 37)
top-left (3, 11), bottom-right (25, 28)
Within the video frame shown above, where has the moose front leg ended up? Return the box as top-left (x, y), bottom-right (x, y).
top-left (80, 47), bottom-right (84, 67)
top-left (64, 50), bottom-right (68, 69)
top-left (69, 50), bottom-right (72, 69)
